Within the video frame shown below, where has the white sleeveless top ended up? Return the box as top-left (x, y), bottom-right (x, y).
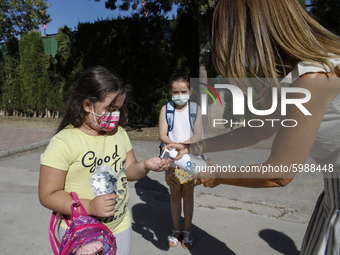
top-left (168, 105), bottom-right (193, 143)
top-left (168, 105), bottom-right (193, 168)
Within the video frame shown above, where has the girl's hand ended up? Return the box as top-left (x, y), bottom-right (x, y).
top-left (164, 143), bottom-right (190, 159)
top-left (144, 157), bottom-right (172, 172)
top-left (88, 193), bottom-right (118, 217)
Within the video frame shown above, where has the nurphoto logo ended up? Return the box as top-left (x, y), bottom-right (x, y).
top-left (192, 78), bottom-right (312, 129)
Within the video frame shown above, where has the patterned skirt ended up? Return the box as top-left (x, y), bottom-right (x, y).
top-left (165, 167), bottom-right (196, 187)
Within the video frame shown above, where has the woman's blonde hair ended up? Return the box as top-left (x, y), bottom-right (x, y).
top-left (213, 0), bottom-right (340, 96)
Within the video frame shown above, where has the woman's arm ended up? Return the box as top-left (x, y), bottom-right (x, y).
top-left (39, 165), bottom-right (117, 217)
top-left (198, 109), bottom-right (281, 153)
top-left (197, 72), bottom-right (340, 188)
top-left (182, 104), bottom-right (203, 144)
top-left (195, 161), bottom-right (295, 188)
top-left (125, 149), bottom-right (171, 181)
top-left (165, 108), bottom-right (281, 157)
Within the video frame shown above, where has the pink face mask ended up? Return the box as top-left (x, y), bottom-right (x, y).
top-left (90, 107), bottom-right (120, 132)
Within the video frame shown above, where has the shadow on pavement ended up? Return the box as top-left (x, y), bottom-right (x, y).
top-left (131, 176), bottom-right (236, 254)
top-left (259, 229), bottom-right (300, 255)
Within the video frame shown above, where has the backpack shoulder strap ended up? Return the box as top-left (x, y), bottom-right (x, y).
top-left (189, 102), bottom-right (198, 132)
top-left (159, 101), bottom-right (175, 156)
top-left (166, 101), bottom-right (175, 133)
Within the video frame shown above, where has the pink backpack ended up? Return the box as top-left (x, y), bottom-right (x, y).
top-left (49, 192), bottom-right (117, 255)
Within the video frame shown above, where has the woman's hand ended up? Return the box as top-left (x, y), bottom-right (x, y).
top-left (88, 193), bottom-right (119, 217)
top-left (196, 177), bottom-right (222, 188)
top-left (144, 157), bottom-right (172, 172)
top-left (194, 158), bottom-right (222, 188)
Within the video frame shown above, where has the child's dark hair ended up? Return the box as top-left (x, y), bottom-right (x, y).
top-left (168, 73), bottom-right (190, 90)
top-left (56, 66), bottom-right (129, 133)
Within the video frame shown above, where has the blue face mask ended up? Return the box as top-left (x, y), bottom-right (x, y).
top-left (172, 95), bottom-right (190, 105)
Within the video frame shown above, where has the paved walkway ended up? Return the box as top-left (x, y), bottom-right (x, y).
top-left (0, 127), bottom-right (54, 158)
top-left (0, 126), bottom-right (324, 254)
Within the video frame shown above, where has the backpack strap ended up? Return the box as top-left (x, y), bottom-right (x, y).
top-left (189, 102), bottom-right (197, 133)
top-left (166, 101), bottom-right (175, 133)
top-left (48, 192), bottom-right (86, 255)
top-left (70, 192), bottom-right (87, 220)
top-left (159, 101), bottom-right (175, 156)
top-left (49, 213), bottom-right (70, 255)
top-left (49, 211), bottom-right (62, 255)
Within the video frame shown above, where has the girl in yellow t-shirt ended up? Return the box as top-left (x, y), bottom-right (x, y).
top-left (39, 66), bottom-right (171, 255)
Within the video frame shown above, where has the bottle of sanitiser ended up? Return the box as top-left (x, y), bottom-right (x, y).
top-left (161, 148), bottom-right (207, 175)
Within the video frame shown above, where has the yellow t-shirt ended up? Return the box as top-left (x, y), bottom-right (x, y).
top-left (40, 125), bottom-right (133, 235)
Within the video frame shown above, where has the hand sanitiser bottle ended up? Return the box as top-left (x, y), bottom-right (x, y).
top-left (161, 148), bottom-right (207, 174)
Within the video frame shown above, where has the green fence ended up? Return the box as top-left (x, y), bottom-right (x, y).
top-left (0, 33), bottom-right (57, 59)
top-left (42, 34), bottom-right (58, 57)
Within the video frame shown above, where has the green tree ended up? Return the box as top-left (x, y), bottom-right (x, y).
top-left (89, 0), bottom-right (217, 79)
top-left (310, 0), bottom-right (340, 35)
top-left (37, 55), bottom-right (49, 117)
top-left (0, 50), bottom-right (5, 104)
top-left (55, 26), bottom-right (72, 78)
top-left (0, 0), bottom-right (51, 42)
top-left (45, 55), bottom-right (61, 117)
top-left (1, 36), bottom-right (21, 115)
top-left (71, 16), bottom-right (172, 125)
top-left (19, 31), bottom-right (47, 116)
top-left (47, 26), bottom-right (74, 118)
top-left (170, 11), bottom-right (199, 75)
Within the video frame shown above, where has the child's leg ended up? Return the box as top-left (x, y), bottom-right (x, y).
top-left (182, 184), bottom-right (194, 231)
top-left (181, 184), bottom-right (195, 249)
top-left (114, 225), bottom-right (132, 255)
top-left (170, 185), bottom-right (182, 231)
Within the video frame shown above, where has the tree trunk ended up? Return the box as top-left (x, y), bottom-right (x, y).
top-left (197, 16), bottom-right (208, 81)
top-left (189, 3), bottom-right (208, 80)
top-left (189, 4), bottom-right (209, 130)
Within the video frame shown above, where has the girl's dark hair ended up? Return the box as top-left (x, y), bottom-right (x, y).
top-left (56, 66), bottom-right (129, 133)
top-left (168, 73), bottom-right (190, 90)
